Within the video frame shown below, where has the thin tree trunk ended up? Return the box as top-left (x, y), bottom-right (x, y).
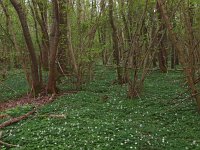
top-left (32, 1), bottom-right (49, 70)
top-left (157, 0), bottom-right (200, 111)
top-left (66, 0), bottom-right (78, 76)
top-left (10, 0), bottom-right (41, 95)
top-left (46, 0), bottom-right (60, 94)
top-left (109, 0), bottom-right (123, 84)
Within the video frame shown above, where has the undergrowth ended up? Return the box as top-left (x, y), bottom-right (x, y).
top-left (0, 70), bottom-right (28, 102)
top-left (1, 67), bottom-right (200, 150)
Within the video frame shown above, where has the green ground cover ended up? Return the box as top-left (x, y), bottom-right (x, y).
top-left (0, 70), bottom-right (28, 102)
top-left (1, 68), bottom-right (200, 150)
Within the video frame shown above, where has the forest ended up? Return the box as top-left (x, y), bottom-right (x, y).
top-left (0, 0), bottom-right (200, 149)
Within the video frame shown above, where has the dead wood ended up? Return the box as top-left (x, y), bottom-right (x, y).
top-left (48, 114), bottom-right (66, 118)
top-left (0, 131), bottom-right (2, 138)
top-left (0, 140), bottom-right (19, 148)
top-left (0, 109), bottom-right (35, 129)
top-left (39, 114), bottom-right (66, 119)
top-left (0, 130), bottom-right (19, 148)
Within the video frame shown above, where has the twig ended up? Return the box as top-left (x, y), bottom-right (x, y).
top-left (39, 114), bottom-right (67, 119)
top-left (0, 140), bottom-right (19, 148)
top-left (0, 130), bottom-right (19, 148)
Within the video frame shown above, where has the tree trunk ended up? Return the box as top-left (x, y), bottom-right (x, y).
top-left (10, 0), bottom-right (41, 95)
top-left (57, 0), bottom-right (69, 74)
top-left (158, 41), bottom-right (167, 73)
top-left (109, 0), bottom-right (123, 84)
top-left (157, 3), bottom-right (167, 73)
top-left (46, 0), bottom-right (60, 94)
top-left (66, 0), bottom-right (79, 82)
top-left (32, 1), bottom-right (49, 70)
top-left (157, 0), bottom-right (200, 111)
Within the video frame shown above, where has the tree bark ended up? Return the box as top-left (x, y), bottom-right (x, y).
top-left (10, 0), bottom-right (41, 95)
top-left (157, 0), bottom-right (200, 111)
top-left (66, 0), bottom-right (79, 76)
top-left (109, 0), bottom-right (123, 84)
top-left (46, 0), bottom-right (60, 94)
top-left (32, 1), bottom-right (50, 70)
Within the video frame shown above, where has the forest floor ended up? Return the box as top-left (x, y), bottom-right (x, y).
top-left (0, 67), bottom-right (200, 149)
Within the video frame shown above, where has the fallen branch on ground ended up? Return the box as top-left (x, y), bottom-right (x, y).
top-left (0, 109), bottom-right (35, 129)
top-left (39, 114), bottom-right (67, 119)
top-left (49, 114), bottom-right (66, 118)
top-left (0, 131), bottom-right (19, 148)
top-left (0, 131), bottom-right (2, 138)
top-left (0, 140), bottom-right (19, 148)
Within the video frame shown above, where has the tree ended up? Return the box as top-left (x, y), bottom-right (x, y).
top-left (109, 0), bottom-right (123, 84)
top-left (46, 0), bottom-right (60, 94)
top-left (157, 0), bottom-right (200, 111)
top-left (31, 0), bottom-right (50, 70)
top-left (10, 0), bottom-right (41, 95)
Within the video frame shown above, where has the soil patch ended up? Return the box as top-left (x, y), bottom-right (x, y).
top-left (0, 90), bottom-right (78, 111)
